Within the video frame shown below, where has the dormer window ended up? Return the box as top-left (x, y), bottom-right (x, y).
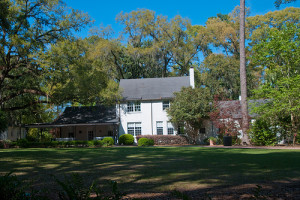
top-left (163, 101), bottom-right (170, 110)
top-left (127, 102), bottom-right (141, 112)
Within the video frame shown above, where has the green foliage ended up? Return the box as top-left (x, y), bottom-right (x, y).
top-left (251, 23), bottom-right (300, 144)
top-left (88, 141), bottom-right (95, 147)
top-left (249, 119), bottom-right (277, 146)
top-left (208, 137), bottom-right (217, 143)
top-left (16, 139), bottom-right (30, 148)
top-left (102, 137), bottom-right (114, 147)
top-left (198, 54), bottom-right (241, 99)
top-left (274, 0), bottom-right (297, 8)
top-left (119, 134), bottom-right (134, 145)
top-left (168, 87), bottom-right (212, 143)
top-left (138, 138), bottom-right (154, 146)
top-left (0, 0), bottom-right (91, 112)
top-left (26, 128), bottom-right (53, 142)
top-left (0, 110), bottom-right (8, 133)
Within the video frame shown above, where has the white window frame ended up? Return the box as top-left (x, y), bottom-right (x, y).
top-left (127, 102), bottom-right (141, 112)
top-left (162, 100), bottom-right (170, 110)
top-left (167, 122), bottom-right (174, 135)
top-left (156, 121), bottom-right (163, 135)
top-left (127, 122), bottom-right (142, 136)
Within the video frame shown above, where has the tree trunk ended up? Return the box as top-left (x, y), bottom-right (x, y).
top-left (291, 112), bottom-right (297, 146)
top-left (240, 0), bottom-right (250, 145)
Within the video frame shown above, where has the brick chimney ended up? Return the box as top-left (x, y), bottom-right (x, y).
top-left (189, 67), bottom-right (195, 88)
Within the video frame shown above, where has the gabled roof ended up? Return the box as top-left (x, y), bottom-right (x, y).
top-left (119, 76), bottom-right (190, 101)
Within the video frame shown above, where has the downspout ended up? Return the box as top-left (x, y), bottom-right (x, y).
top-left (151, 101), bottom-right (153, 135)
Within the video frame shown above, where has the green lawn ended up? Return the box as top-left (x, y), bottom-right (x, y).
top-left (0, 147), bottom-right (300, 197)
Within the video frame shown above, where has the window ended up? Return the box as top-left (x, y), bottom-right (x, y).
top-left (127, 122), bottom-right (142, 136)
top-left (156, 121), bottom-right (163, 135)
top-left (163, 101), bottom-right (170, 110)
top-left (88, 131), bottom-right (94, 140)
top-left (127, 102), bottom-right (141, 112)
top-left (167, 122), bottom-right (174, 135)
top-left (199, 128), bottom-right (206, 134)
top-left (127, 102), bottom-right (134, 112)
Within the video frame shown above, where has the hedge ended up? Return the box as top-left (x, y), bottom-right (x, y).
top-left (138, 138), bottom-right (154, 146)
top-left (136, 135), bottom-right (189, 145)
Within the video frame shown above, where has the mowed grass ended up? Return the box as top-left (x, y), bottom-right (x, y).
top-left (0, 147), bottom-right (299, 194)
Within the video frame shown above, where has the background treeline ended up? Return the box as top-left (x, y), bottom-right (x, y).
top-left (0, 1), bottom-right (299, 141)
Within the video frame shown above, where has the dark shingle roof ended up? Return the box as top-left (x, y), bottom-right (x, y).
top-left (52, 106), bottom-right (118, 125)
top-left (119, 76), bottom-right (190, 101)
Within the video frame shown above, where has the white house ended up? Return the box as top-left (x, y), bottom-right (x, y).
top-left (117, 68), bottom-right (195, 139)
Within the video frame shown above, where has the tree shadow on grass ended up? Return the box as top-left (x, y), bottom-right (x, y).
top-left (0, 147), bottom-right (299, 199)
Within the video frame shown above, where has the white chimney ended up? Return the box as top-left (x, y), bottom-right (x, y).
top-left (189, 67), bottom-right (195, 88)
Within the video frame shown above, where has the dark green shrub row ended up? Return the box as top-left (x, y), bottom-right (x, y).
top-left (138, 138), bottom-right (154, 146)
top-left (119, 134), bottom-right (134, 145)
top-left (0, 138), bottom-right (115, 148)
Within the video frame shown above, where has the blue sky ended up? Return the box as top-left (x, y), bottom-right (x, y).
top-left (66, 0), bottom-right (299, 38)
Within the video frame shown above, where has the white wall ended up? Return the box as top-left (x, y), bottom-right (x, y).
top-left (0, 127), bottom-right (26, 141)
top-left (118, 100), bottom-right (177, 136)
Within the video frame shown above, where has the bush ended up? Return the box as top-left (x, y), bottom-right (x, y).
top-left (0, 140), bottom-right (12, 148)
top-left (87, 141), bottom-right (94, 147)
top-left (136, 135), bottom-right (189, 145)
top-left (102, 137), bottom-right (114, 147)
top-left (232, 136), bottom-right (242, 145)
top-left (16, 138), bottom-right (30, 148)
top-left (0, 110), bottom-right (8, 133)
top-left (119, 134), bottom-right (134, 145)
top-left (249, 118), bottom-right (277, 146)
top-left (26, 128), bottom-right (52, 142)
top-left (138, 138), bottom-right (154, 146)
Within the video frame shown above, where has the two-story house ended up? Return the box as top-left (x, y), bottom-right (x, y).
top-left (117, 68), bottom-right (195, 139)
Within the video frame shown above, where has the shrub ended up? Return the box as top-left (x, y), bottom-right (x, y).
top-left (208, 136), bottom-right (217, 143)
top-left (26, 128), bottom-right (52, 142)
top-left (136, 135), bottom-right (189, 145)
top-left (87, 141), bottom-right (94, 147)
top-left (138, 138), bottom-right (154, 146)
top-left (119, 134), bottom-right (134, 145)
top-left (0, 140), bottom-right (12, 148)
top-left (232, 136), bottom-right (242, 145)
top-left (249, 118), bottom-right (277, 146)
top-left (75, 140), bottom-right (88, 147)
top-left (91, 140), bottom-right (102, 147)
top-left (16, 138), bottom-right (30, 148)
top-left (66, 140), bottom-right (76, 147)
top-left (102, 137), bottom-right (114, 147)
